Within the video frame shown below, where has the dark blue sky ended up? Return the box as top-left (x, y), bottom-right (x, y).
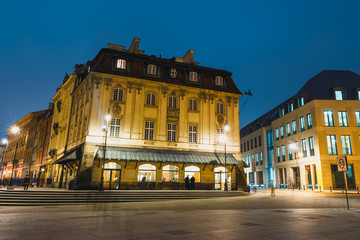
top-left (1, 0), bottom-right (360, 139)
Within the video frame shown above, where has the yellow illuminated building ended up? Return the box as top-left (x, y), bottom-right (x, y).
top-left (49, 38), bottom-right (245, 190)
top-left (241, 70), bottom-right (360, 190)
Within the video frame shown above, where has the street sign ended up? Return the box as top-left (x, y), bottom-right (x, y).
top-left (337, 156), bottom-right (348, 172)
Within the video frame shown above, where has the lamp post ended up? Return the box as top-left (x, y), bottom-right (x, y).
top-left (219, 123), bottom-right (230, 191)
top-left (1, 139), bottom-right (8, 186)
top-left (8, 126), bottom-right (20, 190)
top-left (99, 114), bottom-right (111, 191)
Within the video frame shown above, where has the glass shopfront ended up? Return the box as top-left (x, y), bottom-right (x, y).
top-left (138, 164), bottom-right (156, 182)
top-left (331, 164), bottom-right (356, 190)
top-left (184, 166), bottom-right (200, 182)
top-left (162, 165), bottom-right (179, 182)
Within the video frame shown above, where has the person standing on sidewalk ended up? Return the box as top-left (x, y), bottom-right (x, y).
top-left (23, 175), bottom-right (30, 191)
top-left (190, 176), bottom-right (195, 190)
top-left (185, 175), bottom-right (190, 190)
top-left (270, 183), bottom-right (275, 197)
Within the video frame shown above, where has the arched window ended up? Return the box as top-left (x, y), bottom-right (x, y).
top-left (170, 68), bottom-right (177, 78)
top-left (216, 102), bottom-right (224, 114)
top-left (189, 98), bottom-right (198, 111)
top-left (146, 93), bottom-right (156, 106)
top-left (147, 64), bottom-right (157, 75)
top-left (189, 72), bottom-right (198, 82)
top-left (162, 165), bottom-right (179, 182)
top-left (215, 76), bottom-right (224, 86)
top-left (138, 164), bottom-right (156, 182)
top-left (104, 162), bottom-right (121, 170)
top-left (185, 166), bottom-right (200, 183)
top-left (113, 88), bottom-right (123, 101)
top-left (116, 59), bottom-right (126, 69)
top-left (168, 96), bottom-right (177, 108)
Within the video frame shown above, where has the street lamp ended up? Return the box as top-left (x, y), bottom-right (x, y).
top-left (8, 126), bottom-right (20, 190)
top-left (1, 139), bottom-right (8, 186)
top-left (219, 123), bottom-right (230, 191)
top-left (99, 114), bottom-right (111, 191)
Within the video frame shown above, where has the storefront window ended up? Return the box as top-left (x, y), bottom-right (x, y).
top-left (138, 164), bottom-right (156, 182)
top-left (184, 166), bottom-right (200, 183)
top-left (330, 164), bottom-right (356, 189)
top-left (162, 165), bottom-right (179, 182)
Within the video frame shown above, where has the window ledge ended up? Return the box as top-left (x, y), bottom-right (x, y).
top-left (144, 104), bottom-right (158, 108)
top-left (144, 140), bottom-right (155, 145)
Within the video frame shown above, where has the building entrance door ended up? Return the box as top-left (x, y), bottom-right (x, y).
top-left (102, 162), bottom-right (121, 190)
top-left (292, 167), bottom-right (300, 189)
top-left (214, 167), bottom-right (226, 190)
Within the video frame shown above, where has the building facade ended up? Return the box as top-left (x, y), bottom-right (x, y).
top-left (241, 70), bottom-right (360, 190)
top-left (49, 38), bottom-right (245, 190)
top-left (3, 110), bottom-right (47, 185)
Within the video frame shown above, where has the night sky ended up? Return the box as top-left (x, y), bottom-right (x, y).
top-left (1, 0), bottom-right (360, 139)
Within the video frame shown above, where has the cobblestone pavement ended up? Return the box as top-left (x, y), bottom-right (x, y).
top-left (0, 191), bottom-right (359, 240)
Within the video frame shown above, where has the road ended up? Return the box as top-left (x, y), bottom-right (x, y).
top-left (0, 190), bottom-right (359, 240)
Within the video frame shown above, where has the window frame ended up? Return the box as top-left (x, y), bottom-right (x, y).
top-left (189, 98), bottom-right (198, 111)
top-left (216, 102), bottom-right (224, 114)
top-left (324, 110), bottom-right (334, 126)
top-left (167, 123), bottom-right (177, 142)
top-left (168, 96), bottom-right (177, 108)
top-left (341, 135), bottom-right (352, 155)
top-left (189, 71), bottom-right (198, 82)
top-left (109, 118), bottom-right (121, 137)
top-left (215, 76), bottom-right (224, 86)
top-left (338, 111), bottom-right (348, 127)
top-left (144, 121), bottom-right (155, 140)
top-left (188, 125), bottom-right (197, 143)
top-left (147, 64), bottom-right (157, 75)
top-left (306, 113), bottom-right (312, 129)
top-left (113, 88), bottom-right (124, 102)
top-left (146, 92), bottom-right (156, 106)
top-left (326, 135), bottom-right (338, 155)
top-left (116, 59), bottom-right (127, 70)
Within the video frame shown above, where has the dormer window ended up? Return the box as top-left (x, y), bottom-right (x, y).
top-left (147, 64), bottom-right (157, 75)
top-left (335, 90), bottom-right (344, 100)
top-left (215, 76), bottom-right (224, 86)
top-left (170, 68), bottom-right (177, 78)
top-left (116, 59), bottom-right (126, 69)
top-left (189, 72), bottom-right (198, 82)
top-left (298, 96), bottom-right (304, 107)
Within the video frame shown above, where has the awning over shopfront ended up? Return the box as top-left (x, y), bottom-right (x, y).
top-left (94, 147), bottom-right (240, 165)
top-left (53, 145), bottom-right (82, 166)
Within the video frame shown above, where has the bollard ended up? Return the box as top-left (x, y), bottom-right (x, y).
top-left (303, 185), bottom-right (305, 191)
top-left (320, 186), bottom-right (321, 192)
top-left (330, 186), bottom-right (332, 192)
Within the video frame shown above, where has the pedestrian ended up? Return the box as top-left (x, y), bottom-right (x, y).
top-left (270, 183), bottom-right (275, 197)
top-left (24, 175), bottom-right (30, 191)
top-left (190, 176), bottom-right (195, 190)
top-left (185, 175), bottom-right (190, 190)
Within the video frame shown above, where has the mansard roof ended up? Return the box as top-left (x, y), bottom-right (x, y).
top-left (70, 38), bottom-right (242, 96)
